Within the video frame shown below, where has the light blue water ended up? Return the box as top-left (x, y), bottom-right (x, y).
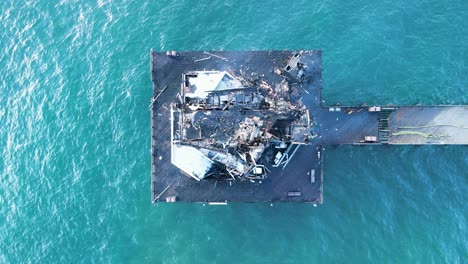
top-left (0, 0), bottom-right (467, 263)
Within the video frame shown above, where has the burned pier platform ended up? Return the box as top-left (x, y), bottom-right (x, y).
top-left (150, 50), bottom-right (467, 204)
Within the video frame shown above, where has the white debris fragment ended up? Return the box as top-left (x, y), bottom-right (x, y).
top-left (172, 144), bottom-right (213, 180)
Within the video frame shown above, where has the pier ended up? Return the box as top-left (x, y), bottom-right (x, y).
top-left (150, 50), bottom-right (467, 204)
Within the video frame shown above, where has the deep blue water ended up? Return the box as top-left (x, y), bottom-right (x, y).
top-left (0, 0), bottom-right (467, 263)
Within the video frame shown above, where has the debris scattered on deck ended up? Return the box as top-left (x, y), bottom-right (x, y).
top-left (171, 53), bottom-right (313, 181)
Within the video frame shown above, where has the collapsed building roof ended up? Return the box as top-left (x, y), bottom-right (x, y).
top-left (184, 71), bottom-right (245, 100)
top-left (171, 144), bottom-right (214, 181)
top-left (170, 52), bottom-right (313, 181)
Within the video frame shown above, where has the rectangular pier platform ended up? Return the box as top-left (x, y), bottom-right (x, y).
top-left (150, 50), bottom-right (325, 203)
top-left (150, 50), bottom-right (467, 204)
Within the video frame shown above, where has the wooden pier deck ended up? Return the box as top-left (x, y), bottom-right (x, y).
top-left (150, 50), bottom-right (467, 204)
top-left (388, 106), bottom-right (468, 144)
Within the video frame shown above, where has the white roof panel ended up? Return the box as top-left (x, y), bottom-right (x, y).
top-left (171, 144), bottom-right (213, 180)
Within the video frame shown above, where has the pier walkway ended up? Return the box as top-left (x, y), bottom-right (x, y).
top-left (388, 106), bottom-right (468, 144)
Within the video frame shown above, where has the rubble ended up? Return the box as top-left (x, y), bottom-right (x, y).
top-left (171, 53), bottom-right (312, 181)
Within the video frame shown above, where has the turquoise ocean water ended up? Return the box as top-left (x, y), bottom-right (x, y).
top-left (1, 0), bottom-right (467, 263)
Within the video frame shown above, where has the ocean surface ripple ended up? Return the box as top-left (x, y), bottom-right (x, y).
top-left (0, 0), bottom-right (466, 263)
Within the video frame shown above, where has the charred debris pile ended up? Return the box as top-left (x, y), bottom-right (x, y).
top-left (170, 51), bottom-right (315, 182)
